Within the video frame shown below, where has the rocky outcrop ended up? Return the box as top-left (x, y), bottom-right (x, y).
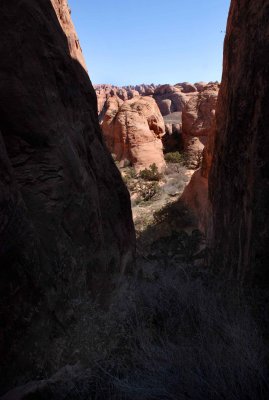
top-left (182, 84), bottom-right (219, 138)
top-left (102, 96), bottom-right (166, 172)
top-left (182, 84), bottom-right (219, 167)
top-left (175, 82), bottom-right (197, 93)
top-left (51, 0), bottom-right (87, 70)
top-left (94, 85), bottom-right (139, 120)
top-left (95, 84), bottom-right (202, 156)
top-left (153, 85), bottom-right (189, 117)
top-left (95, 83), bottom-right (219, 155)
top-left (209, 0), bottom-right (269, 283)
top-left (0, 0), bottom-right (135, 392)
top-left (180, 120), bottom-right (216, 232)
top-left (95, 83), bottom-right (192, 119)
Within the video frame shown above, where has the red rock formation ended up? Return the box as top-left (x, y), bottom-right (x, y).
top-left (209, 0), bottom-right (269, 282)
top-left (0, 0), bottom-right (135, 391)
top-left (51, 0), bottom-right (87, 70)
top-left (102, 96), bottom-right (166, 172)
top-left (94, 84), bottom-right (140, 119)
top-left (180, 120), bottom-right (216, 232)
top-left (95, 83), bottom-right (200, 118)
top-left (182, 84), bottom-right (219, 166)
top-left (175, 82), bottom-right (198, 93)
top-left (182, 84), bottom-right (219, 138)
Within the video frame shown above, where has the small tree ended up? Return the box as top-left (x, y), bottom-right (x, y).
top-left (139, 163), bottom-right (162, 181)
top-left (137, 181), bottom-right (160, 202)
top-left (164, 151), bottom-right (183, 164)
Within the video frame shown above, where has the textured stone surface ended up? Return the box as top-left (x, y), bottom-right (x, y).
top-left (102, 96), bottom-right (166, 171)
top-left (94, 85), bottom-right (139, 120)
top-left (175, 82), bottom-right (198, 93)
top-left (180, 120), bottom-right (216, 232)
top-left (51, 0), bottom-right (87, 70)
top-left (182, 84), bottom-right (219, 138)
top-left (1, 364), bottom-right (92, 400)
top-left (209, 0), bottom-right (269, 283)
top-left (95, 83), bottom-right (201, 119)
top-left (182, 84), bottom-right (219, 165)
top-left (0, 0), bottom-right (135, 392)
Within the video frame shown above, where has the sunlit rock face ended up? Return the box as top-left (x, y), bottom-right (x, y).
top-left (180, 120), bottom-right (216, 233)
top-left (182, 83), bottom-right (219, 167)
top-left (209, 0), bottom-right (269, 283)
top-left (94, 85), bottom-right (140, 121)
top-left (180, 84), bottom-right (219, 231)
top-left (0, 0), bottom-right (135, 391)
top-left (95, 83), bottom-right (218, 157)
top-left (102, 95), bottom-right (166, 172)
top-left (51, 0), bottom-right (87, 70)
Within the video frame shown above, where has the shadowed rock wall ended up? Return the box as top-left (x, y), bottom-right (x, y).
top-left (0, 0), bottom-right (135, 391)
top-left (209, 0), bottom-right (269, 283)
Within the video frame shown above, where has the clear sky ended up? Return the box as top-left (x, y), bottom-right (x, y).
top-left (68, 0), bottom-right (230, 86)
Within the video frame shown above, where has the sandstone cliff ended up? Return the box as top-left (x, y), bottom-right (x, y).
top-left (0, 0), bottom-right (135, 391)
top-left (209, 0), bottom-right (269, 283)
top-left (102, 96), bottom-right (166, 172)
top-left (182, 83), bottom-right (219, 166)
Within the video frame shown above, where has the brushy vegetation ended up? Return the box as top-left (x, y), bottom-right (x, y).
top-left (164, 151), bottom-right (184, 164)
top-left (139, 163), bottom-right (162, 181)
top-left (136, 181), bottom-right (160, 202)
top-left (122, 164), bottom-right (162, 205)
top-left (42, 257), bottom-right (269, 400)
top-left (164, 150), bottom-right (203, 170)
top-left (123, 167), bottom-right (137, 186)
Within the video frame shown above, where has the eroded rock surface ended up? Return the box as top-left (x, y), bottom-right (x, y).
top-left (182, 83), bottom-right (219, 166)
top-left (0, 0), bottom-right (135, 392)
top-left (209, 0), bottom-right (269, 282)
top-left (180, 120), bottom-right (216, 232)
top-left (102, 96), bottom-right (166, 171)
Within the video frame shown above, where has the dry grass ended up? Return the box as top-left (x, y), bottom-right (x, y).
top-left (92, 266), bottom-right (269, 400)
top-left (8, 260), bottom-right (269, 399)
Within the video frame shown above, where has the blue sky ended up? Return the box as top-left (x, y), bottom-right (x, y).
top-left (68, 0), bottom-right (230, 86)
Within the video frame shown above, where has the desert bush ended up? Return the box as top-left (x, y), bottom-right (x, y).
top-left (165, 163), bottom-right (184, 175)
top-left (150, 229), bottom-right (205, 265)
top-left (192, 149), bottom-right (203, 169)
top-left (139, 163), bottom-right (162, 181)
top-left (27, 264), bottom-right (269, 400)
top-left (78, 267), bottom-right (268, 400)
top-left (123, 167), bottom-right (137, 187)
top-left (137, 181), bottom-right (160, 202)
top-left (153, 199), bottom-right (196, 229)
top-left (184, 149), bottom-right (203, 170)
top-left (164, 151), bottom-right (184, 164)
top-left (110, 273), bottom-right (269, 400)
top-left (164, 150), bottom-right (203, 170)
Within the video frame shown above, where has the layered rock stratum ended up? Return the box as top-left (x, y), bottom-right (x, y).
top-left (0, 0), bottom-right (135, 391)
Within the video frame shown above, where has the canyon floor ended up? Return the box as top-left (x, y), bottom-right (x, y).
top-left (118, 157), bottom-right (199, 254)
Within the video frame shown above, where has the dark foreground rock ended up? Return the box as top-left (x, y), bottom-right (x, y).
top-left (209, 0), bottom-right (269, 283)
top-left (0, 0), bottom-right (135, 393)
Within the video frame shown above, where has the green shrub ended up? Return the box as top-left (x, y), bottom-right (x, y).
top-left (137, 181), bottom-right (160, 202)
top-left (122, 167), bottom-right (137, 187)
top-left (164, 151), bottom-right (184, 164)
top-left (139, 163), bottom-right (162, 181)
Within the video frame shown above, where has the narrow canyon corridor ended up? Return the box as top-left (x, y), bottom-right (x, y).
top-left (0, 0), bottom-right (269, 399)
